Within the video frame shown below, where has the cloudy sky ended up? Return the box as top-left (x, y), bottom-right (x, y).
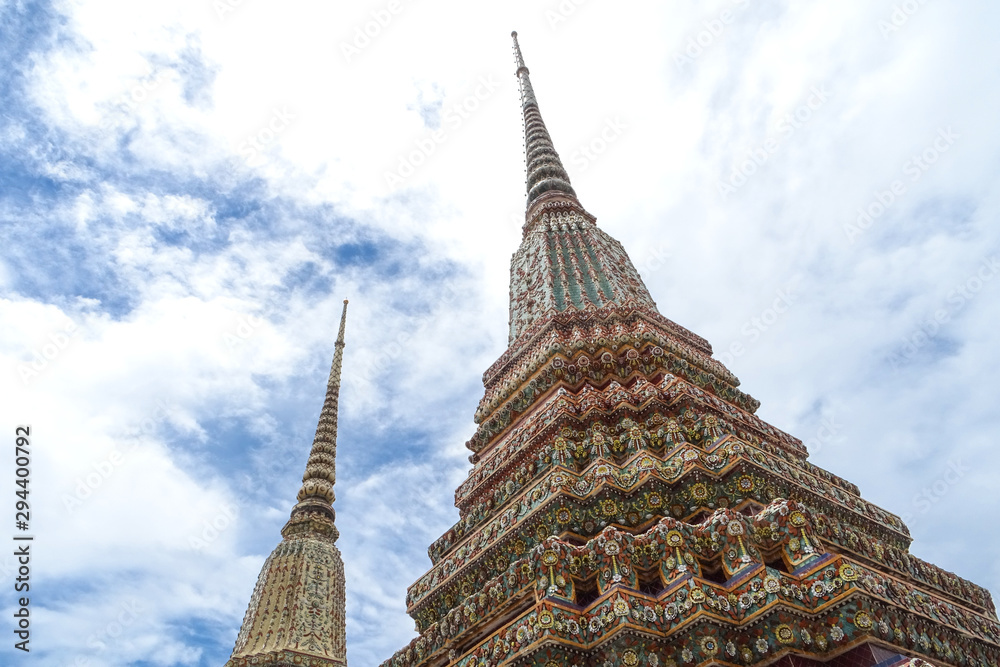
top-left (1, 0), bottom-right (999, 665)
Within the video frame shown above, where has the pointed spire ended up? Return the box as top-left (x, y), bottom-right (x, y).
top-left (512, 31), bottom-right (578, 208)
top-left (283, 298), bottom-right (349, 540)
top-left (227, 300), bottom-right (350, 666)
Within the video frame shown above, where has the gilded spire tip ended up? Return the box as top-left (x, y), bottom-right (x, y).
top-left (335, 299), bottom-right (348, 347)
top-left (283, 299), bottom-right (349, 540)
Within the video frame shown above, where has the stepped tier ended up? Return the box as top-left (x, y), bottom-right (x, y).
top-left (384, 503), bottom-right (999, 667)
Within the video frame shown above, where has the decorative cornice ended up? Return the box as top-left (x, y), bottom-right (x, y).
top-left (387, 501), bottom-right (1000, 666)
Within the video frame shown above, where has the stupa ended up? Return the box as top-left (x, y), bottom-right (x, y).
top-left (377, 33), bottom-right (1000, 667)
top-left (225, 300), bottom-right (350, 667)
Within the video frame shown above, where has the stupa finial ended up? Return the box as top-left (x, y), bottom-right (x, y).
top-left (511, 31), bottom-right (577, 208)
top-left (283, 298), bottom-right (349, 540)
top-left (511, 31), bottom-right (528, 79)
top-left (227, 299), bottom-right (350, 666)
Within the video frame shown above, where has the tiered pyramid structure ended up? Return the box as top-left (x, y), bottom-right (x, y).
top-left (379, 33), bottom-right (1000, 667)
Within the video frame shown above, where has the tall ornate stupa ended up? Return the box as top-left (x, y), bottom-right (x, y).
top-left (377, 33), bottom-right (1000, 667)
top-left (225, 300), bottom-right (350, 667)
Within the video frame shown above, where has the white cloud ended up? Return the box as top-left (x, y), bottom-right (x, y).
top-left (2, 0), bottom-right (1000, 664)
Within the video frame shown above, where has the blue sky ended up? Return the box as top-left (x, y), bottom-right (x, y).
top-left (1, 0), bottom-right (999, 665)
